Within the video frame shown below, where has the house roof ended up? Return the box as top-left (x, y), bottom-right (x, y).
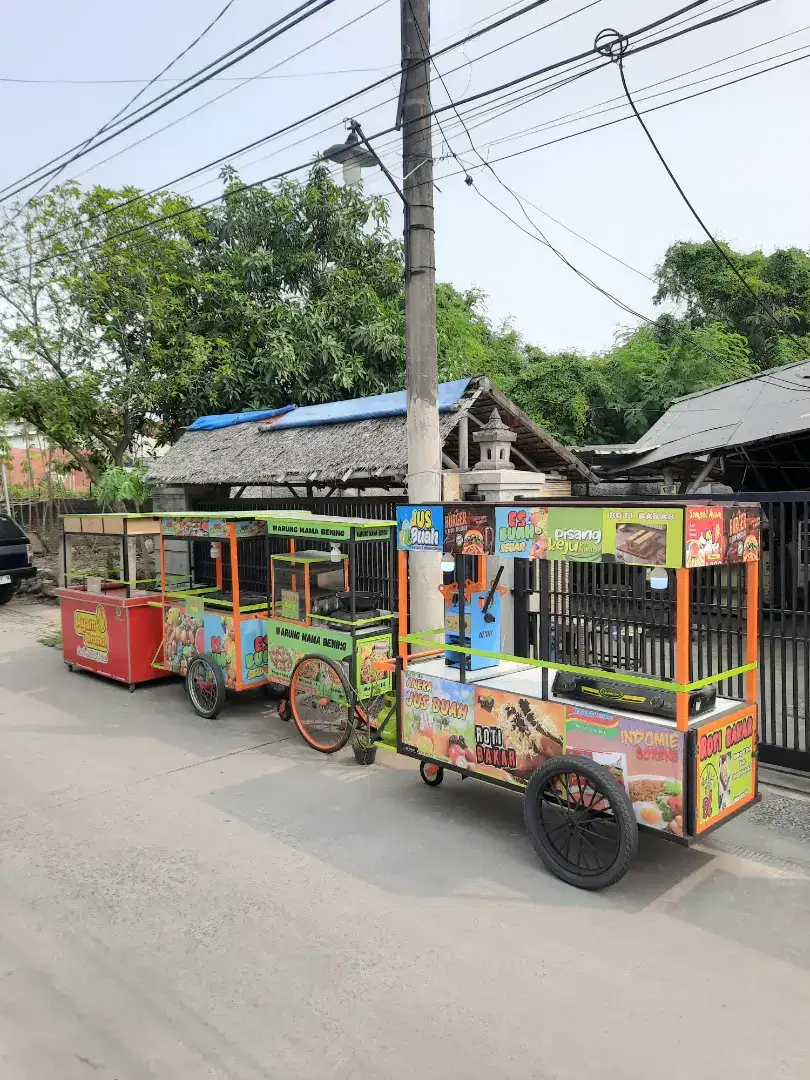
top-left (147, 377), bottom-right (596, 488)
top-left (618, 359), bottom-right (810, 472)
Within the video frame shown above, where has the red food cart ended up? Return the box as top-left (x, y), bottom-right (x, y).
top-left (56, 514), bottom-right (171, 691)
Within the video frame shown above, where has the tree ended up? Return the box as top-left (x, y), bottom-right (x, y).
top-left (654, 241), bottom-right (810, 368)
top-left (436, 284), bottom-right (523, 383)
top-left (155, 164), bottom-right (406, 432)
top-left (0, 182), bottom-right (208, 480)
top-left (595, 318), bottom-right (754, 443)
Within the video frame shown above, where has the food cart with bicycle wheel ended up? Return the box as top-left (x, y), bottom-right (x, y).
top-left (156, 511), bottom-right (397, 731)
top-left (393, 500), bottom-right (762, 890)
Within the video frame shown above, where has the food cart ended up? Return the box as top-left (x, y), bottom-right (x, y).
top-left (56, 513), bottom-right (171, 690)
top-left (394, 501), bottom-right (761, 889)
top-left (155, 511), bottom-right (396, 735)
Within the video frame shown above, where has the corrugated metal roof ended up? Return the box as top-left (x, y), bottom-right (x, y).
top-left (627, 359), bottom-right (810, 469)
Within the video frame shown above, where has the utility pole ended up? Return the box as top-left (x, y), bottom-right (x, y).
top-left (401, 0), bottom-right (443, 632)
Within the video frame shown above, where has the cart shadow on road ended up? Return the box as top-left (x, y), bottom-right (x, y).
top-left (5, 645), bottom-right (810, 974)
top-left (203, 754), bottom-right (810, 972)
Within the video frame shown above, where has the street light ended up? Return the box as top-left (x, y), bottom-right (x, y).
top-left (322, 128), bottom-right (378, 186)
top-left (323, 119), bottom-right (410, 276)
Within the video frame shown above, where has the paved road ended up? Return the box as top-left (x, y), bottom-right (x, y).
top-left (1, 602), bottom-right (809, 1079)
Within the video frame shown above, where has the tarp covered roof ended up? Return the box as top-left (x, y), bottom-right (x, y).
top-left (148, 377), bottom-right (596, 488)
top-left (266, 379), bottom-right (471, 430)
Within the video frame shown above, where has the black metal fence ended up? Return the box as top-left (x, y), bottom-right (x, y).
top-left (518, 493), bottom-right (810, 773)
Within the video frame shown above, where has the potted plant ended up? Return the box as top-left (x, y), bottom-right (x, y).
top-left (351, 721), bottom-right (377, 766)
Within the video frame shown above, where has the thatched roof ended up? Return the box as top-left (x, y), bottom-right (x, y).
top-left (148, 377), bottom-right (596, 488)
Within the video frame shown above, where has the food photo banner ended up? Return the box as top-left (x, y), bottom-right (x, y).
top-left (396, 504), bottom-right (761, 567)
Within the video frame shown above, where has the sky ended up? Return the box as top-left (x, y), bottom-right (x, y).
top-left (1, 0), bottom-right (808, 354)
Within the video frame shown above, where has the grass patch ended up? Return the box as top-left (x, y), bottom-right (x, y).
top-left (38, 631), bottom-right (62, 648)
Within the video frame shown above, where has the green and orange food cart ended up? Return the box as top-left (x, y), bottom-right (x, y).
top-left (392, 500), bottom-right (761, 889)
top-left (154, 510), bottom-right (396, 726)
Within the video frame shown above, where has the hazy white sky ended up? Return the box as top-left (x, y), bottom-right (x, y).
top-left (1, 0), bottom-right (807, 353)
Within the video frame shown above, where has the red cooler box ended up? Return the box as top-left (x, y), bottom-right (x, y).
top-left (56, 587), bottom-right (171, 689)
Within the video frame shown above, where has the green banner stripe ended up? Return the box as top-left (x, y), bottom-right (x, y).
top-left (400, 632), bottom-right (756, 693)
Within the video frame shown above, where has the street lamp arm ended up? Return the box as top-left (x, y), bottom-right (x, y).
top-left (349, 120), bottom-right (408, 208)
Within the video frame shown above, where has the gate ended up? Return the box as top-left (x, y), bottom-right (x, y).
top-left (517, 493), bottom-right (810, 774)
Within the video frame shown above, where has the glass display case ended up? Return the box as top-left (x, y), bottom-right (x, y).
top-left (270, 550), bottom-right (347, 625)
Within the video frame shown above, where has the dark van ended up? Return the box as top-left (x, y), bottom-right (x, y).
top-left (0, 514), bottom-right (36, 604)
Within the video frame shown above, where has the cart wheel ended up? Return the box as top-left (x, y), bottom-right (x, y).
top-left (128, 684), bottom-right (136, 694)
top-left (420, 761), bottom-right (444, 786)
top-left (524, 754), bottom-right (637, 890)
top-left (186, 653), bottom-right (227, 720)
top-left (277, 695), bottom-right (291, 722)
top-left (289, 655), bottom-right (353, 754)
top-left (65, 662), bottom-right (74, 673)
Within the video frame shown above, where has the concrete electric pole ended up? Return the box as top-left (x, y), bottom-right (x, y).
top-left (400, 0), bottom-right (443, 632)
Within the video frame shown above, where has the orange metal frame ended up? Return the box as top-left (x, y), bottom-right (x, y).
top-left (229, 522), bottom-right (243, 692)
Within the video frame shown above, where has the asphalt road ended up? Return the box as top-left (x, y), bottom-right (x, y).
top-left (1, 602), bottom-right (809, 1079)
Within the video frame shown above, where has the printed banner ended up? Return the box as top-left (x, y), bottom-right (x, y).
top-left (602, 507), bottom-right (684, 568)
top-left (240, 617), bottom-right (268, 684)
top-left (443, 505), bottom-right (496, 555)
top-left (724, 504), bottom-right (761, 564)
top-left (161, 516), bottom-right (266, 539)
top-left (685, 506), bottom-right (725, 567)
top-left (164, 603), bottom-right (204, 676)
top-left (401, 670), bottom-right (476, 767)
top-left (546, 506), bottom-right (605, 561)
top-left (397, 506), bottom-right (443, 551)
top-left (265, 618), bottom-right (352, 684)
top-left (473, 686), bottom-right (564, 787)
top-left (694, 705), bottom-right (756, 833)
top-left (204, 612), bottom-right (237, 688)
top-left (564, 705), bottom-right (685, 838)
top-left (356, 634), bottom-right (393, 698)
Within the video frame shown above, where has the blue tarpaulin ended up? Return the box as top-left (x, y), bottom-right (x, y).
top-left (188, 405), bottom-right (295, 431)
top-left (269, 378), bottom-right (471, 431)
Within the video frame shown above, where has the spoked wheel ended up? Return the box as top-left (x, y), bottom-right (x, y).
top-left (289, 655), bottom-right (353, 754)
top-left (186, 653), bottom-right (227, 720)
top-left (420, 761), bottom-right (444, 786)
top-left (524, 754), bottom-right (637, 890)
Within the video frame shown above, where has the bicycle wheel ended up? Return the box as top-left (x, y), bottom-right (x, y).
top-left (186, 653), bottom-right (227, 720)
top-left (289, 655), bottom-right (353, 754)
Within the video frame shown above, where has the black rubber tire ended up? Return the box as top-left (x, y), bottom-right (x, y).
top-left (276, 695), bottom-right (291, 722)
top-left (0, 583), bottom-right (16, 605)
top-left (420, 761), bottom-right (444, 786)
top-left (128, 684), bottom-right (136, 693)
top-left (524, 754), bottom-right (638, 890)
top-left (65, 661), bottom-right (74, 672)
top-left (186, 653), bottom-right (227, 720)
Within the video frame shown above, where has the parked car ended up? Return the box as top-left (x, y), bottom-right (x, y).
top-left (0, 514), bottom-right (35, 604)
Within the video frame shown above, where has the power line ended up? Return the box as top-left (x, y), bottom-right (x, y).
top-left (7, 0), bottom-right (242, 219)
top-left (432, 45), bottom-right (810, 180)
top-left (69, 0), bottom-right (395, 183)
top-left (598, 27), bottom-right (810, 360)
top-left (0, 0), bottom-right (334, 204)
top-left (0, 0), bottom-right (602, 251)
top-left (5, 0), bottom-right (787, 267)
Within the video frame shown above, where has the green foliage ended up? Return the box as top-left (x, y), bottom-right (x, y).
top-left (436, 284), bottom-right (523, 383)
top-left (0, 182), bottom-right (207, 479)
top-left (91, 465), bottom-right (150, 510)
top-left (654, 241), bottom-right (810, 369)
top-left (157, 164), bottom-right (406, 432)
